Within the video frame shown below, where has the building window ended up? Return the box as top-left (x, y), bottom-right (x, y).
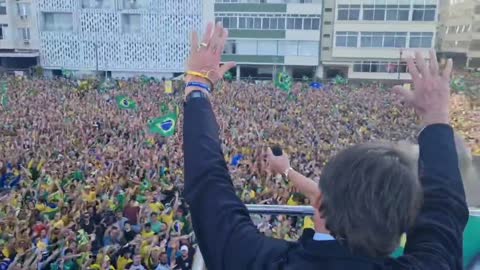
top-left (220, 14), bottom-right (320, 31)
top-left (120, 0), bottom-right (148, 9)
top-left (17, 27), bottom-right (30, 40)
top-left (386, 5), bottom-right (409, 21)
top-left (221, 17), bottom-right (237, 29)
top-left (322, 46), bottom-right (330, 50)
top-left (43, 13), bottom-right (73, 32)
top-left (337, 4), bottom-right (360, 20)
top-left (258, 40), bottom-right (278, 55)
top-left (412, 5), bottom-right (436, 21)
top-left (294, 18), bottom-right (302, 29)
top-left (469, 40), bottom-right (480, 50)
top-left (335, 31), bottom-right (358, 47)
top-left (17, 3), bottom-right (30, 19)
top-left (363, 5), bottom-right (386, 20)
top-left (312, 18), bottom-right (320, 29)
top-left (278, 18), bottom-right (286, 29)
top-left (353, 61), bottom-right (407, 73)
top-left (409, 32), bottom-right (433, 48)
top-left (224, 40), bottom-right (236, 54)
top-left (287, 18), bottom-right (303, 29)
top-left (360, 32), bottom-right (383, 47)
top-left (323, 34), bottom-right (331, 38)
top-left (0, 0), bottom-right (6, 15)
top-left (82, 0), bottom-right (114, 9)
top-left (278, 41), bottom-right (299, 56)
top-left (303, 18), bottom-right (312, 30)
top-left (298, 41), bottom-right (319, 56)
top-left (325, 8), bottom-right (333, 12)
top-left (0, 24), bottom-right (7, 39)
top-left (122, 14), bottom-right (141, 33)
top-left (383, 32), bottom-right (407, 48)
top-left (237, 40), bottom-right (257, 55)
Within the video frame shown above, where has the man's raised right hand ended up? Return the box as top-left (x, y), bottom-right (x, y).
top-left (393, 50), bottom-right (453, 126)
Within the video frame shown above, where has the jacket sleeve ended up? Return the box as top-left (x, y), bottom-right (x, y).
top-left (182, 97), bottom-right (288, 270)
top-left (391, 124), bottom-right (469, 270)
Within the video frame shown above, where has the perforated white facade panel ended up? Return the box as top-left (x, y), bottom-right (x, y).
top-left (37, 0), bottom-right (204, 73)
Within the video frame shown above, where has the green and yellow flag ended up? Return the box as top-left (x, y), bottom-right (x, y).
top-left (275, 72), bottom-right (293, 93)
top-left (115, 95), bottom-right (137, 110)
top-left (451, 77), bottom-right (466, 92)
top-left (148, 112), bottom-right (177, 137)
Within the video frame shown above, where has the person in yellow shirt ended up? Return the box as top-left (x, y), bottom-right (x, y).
top-left (116, 249), bottom-right (133, 270)
top-left (83, 186), bottom-right (97, 203)
top-left (148, 197), bottom-right (164, 214)
top-left (140, 223), bottom-right (155, 239)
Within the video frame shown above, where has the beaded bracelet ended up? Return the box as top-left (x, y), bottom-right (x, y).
top-left (186, 81), bottom-right (211, 93)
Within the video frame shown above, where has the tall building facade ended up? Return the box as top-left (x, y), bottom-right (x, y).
top-left (438, 0), bottom-right (480, 68)
top-left (215, 0), bottom-right (322, 80)
top-left (36, 0), bottom-right (213, 78)
top-left (0, 0), bottom-right (39, 71)
top-left (320, 0), bottom-right (438, 80)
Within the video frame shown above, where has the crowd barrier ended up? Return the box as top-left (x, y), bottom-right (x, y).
top-left (192, 205), bottom-right (480, 270)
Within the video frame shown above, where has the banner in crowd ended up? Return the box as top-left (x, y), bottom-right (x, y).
top-left (165, 80), bottom-right (173, 94)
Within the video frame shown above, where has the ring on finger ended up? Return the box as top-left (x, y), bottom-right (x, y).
top-left (198, 42), bottom-right (208, 51)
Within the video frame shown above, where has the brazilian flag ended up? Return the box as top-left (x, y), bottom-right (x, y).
top-left (115, 95), bottom-right (137, 110)
top-left (334, 75), bottom-right (347, 85)
top-left (451, 77), bottom-right (466, 92)
top-left (224, 71), bottom-right (233, 82)
top-left (275, 72), bottom-right (293, 93)
top-left (148, 112), bottom-right (177, 137)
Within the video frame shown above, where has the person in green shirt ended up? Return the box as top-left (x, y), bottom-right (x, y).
top-left (149, 212), bottom-right (164, 234)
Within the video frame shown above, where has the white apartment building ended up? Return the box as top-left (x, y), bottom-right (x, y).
top-left (320, 0), bottom-right (438, 80)
top-left (0, 0), bottom-right (39, 72)
top-left (215, 0), bottom-right (322, 80)
top-left (37, 0), bottom-right (213, 79)
top-left (438, 0), bottom-right (480, 68)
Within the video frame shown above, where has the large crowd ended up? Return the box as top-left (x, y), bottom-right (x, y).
top-left (0, 75), bottom-right (478, 270)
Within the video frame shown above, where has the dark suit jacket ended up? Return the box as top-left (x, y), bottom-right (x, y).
top-left (183, 97), bottom-right (469, 270)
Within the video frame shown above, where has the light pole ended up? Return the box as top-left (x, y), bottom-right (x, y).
top-left (94, 43), bottom-right (99, 74)
top-left (398, 49), bottom-right (403, 80)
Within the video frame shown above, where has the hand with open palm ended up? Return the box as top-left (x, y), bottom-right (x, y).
top-left (184, 22), bottom-right (236, 98)
top-left (393, 50), bottom-right (453, 126)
